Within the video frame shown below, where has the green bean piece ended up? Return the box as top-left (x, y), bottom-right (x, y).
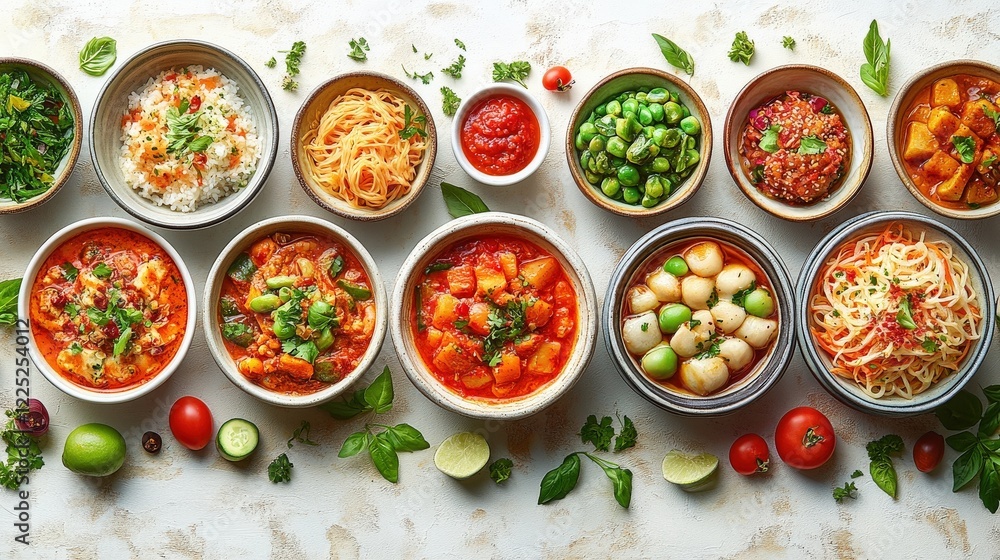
top-left (601, 177), bottom-right (621, 197)
top-left (588, 134), bottom-right (607, 153)
top-left (266, 275), bottom-right (296, 289)
top-left (574, 133), bottom-right (588, 151)
top-left (645, 175), bottom-right (666, 198)
top-left (635, 91), bottom-right (648, 103)
top-left (278, 286), bottom-right (293, 302)
top-left (586, 153), bottom-right (599, 174)
top-left (651, 156), bottom-right (672, 173)
top-left (585, 170), bottom-right (602, 185)
top-left (663, 102), bottom-right (683, 124)
top-left (579, 122), bottom-right (598, 142)
top-left (580, 151), bottom-right (594, 172)
top-left (686, 135), bottom-right (696, 150)
top-left (647, 88), bottom-right (668, 103)
top-left (617, 164), bottom-right (641, 187)
top-left (673, 148), bottom-right (689, 173)
top-left (606, 136), bottom-right (628, 158)
top-left (680, 116), bottom-right (701, 135)
top-left (641, 193), bottom-right (659, 208)
top-left (615, 117), bottom-right (636, 142)
top-left (337, 280), bottom-right (372, 300)
top-left (595, 104), bottom-right (607, 116)
top-left (651, 128), bottom-right (668, 147)
top-left (622, 98), bottom-right (639, 115)
top-left (248, 294), bottom-right (282, 313)
top-left (662, 128), bottom-right (682, 148)
top-left (637, 107), bottom-right (653, 126)
top-left (669, 90), bottom-right (679, 104)
top-left (593, 151), bottom-right (611, 174)
top-left (595, 114), bottom-right (617, 136)
top-left (626, 134), bottom-right (656, 165)
top-left (622, 186), bottom-right (641, 204)
top-left (684, 149), bottom-right (700, 168)
top-left (605, 100), bottom-right (622, 117)
top-left (648, 103), bottom-right (665, 123)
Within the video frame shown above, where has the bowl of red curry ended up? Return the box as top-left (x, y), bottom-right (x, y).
top-left (390, 212), bottom-right (598, 420)
top-left (203, 215), bottom-right (387, 407)
top-left (723, 65), bottom-right (874, 221)
top-left (451, 84), bottom-right (550, 186)
top-left (19, 217), bottom-right (197, 403)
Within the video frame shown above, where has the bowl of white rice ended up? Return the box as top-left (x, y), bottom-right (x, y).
top-left (90, 40), bottom-right (277, 229)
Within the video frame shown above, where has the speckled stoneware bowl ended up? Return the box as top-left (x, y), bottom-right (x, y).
top-left (796, 211), bottom-right (995, 416)
top-left (723, 64), bottom-right (873, 222)
top-left (203, 215), bottom-right (387, 408)
top-left (452, 83), bottom-right (550, 186)
top-left (291, 72), bottom-right (437, 220)
top-left (18, 217), bottom-right (197, 404)
top-left (888, 60), bottom-right (1000, 220)
top-left (390, 212), bottom-right (598, 420)
top-left (0, 57), bottom-right (83, 214)
top-left (566, 67), bottom-right (712, 218)
top-left (90, 40), bottom-right (278, 229)
top-left (604, 217), bottom-right (795, 416)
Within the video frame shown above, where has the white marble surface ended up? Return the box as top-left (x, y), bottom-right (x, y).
top-left (2, 1), bottom-right (999, 558)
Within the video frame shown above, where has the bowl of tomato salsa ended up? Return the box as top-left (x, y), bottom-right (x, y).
top-left (19, 217), bottom-right (197, 404)
top-left (452, 84), bottom-right (550, 186)
top-left (203, 216), bottom-right (387, 407)
top-left (391, 212), bottom-right (597, 419)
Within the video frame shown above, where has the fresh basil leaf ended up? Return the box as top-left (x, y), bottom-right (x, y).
top-left (946, 431), bottom-right (980, 452)
top-left (651, 33), bottom-right (694, 76)
top-left (328, 255), bottom-right (344, 278)
top-left (441, 182), bottom-right (490, 218)
top-left (338, 431), bottom-right (369, 458)
top-left (489, 458), bottom-right (513, 484)
top-left (980, 460), bottom-right (1000, 514)
top-left (613, 415), bottom-right (638, 453)
top-left (112, 326), bottom-right (131, 358)
top-left (364, 366), bottom-right (394, 413)
top-left (859, 20), bottom-right (890, 96)
top-left (936, 390), bottom-right (983, 431)
top-left (0, 279), bottom-right (21, 324)
top-left (187, 135), bottom-right (213, 153)
top-left (983, 439), bottom-right (1000, 453)
top-left (585, 454), bottom-right (633, 509)
top-left (870, 457), bottom-right (897, 498)
top-left (952, 136), bottom-right (976, 164)
top-left (953, 446), bottom-right (985, 491)
top-left (580, 415), bottom-right (614, 452)
top-left (980, 402), bottom-right (1000, 438)
top-left (320, 389), bottom-right (372, 419)
top-left (538, 453), bottom-right (581, 505)
top-left (798, 135), bottom-right (828, 155)
top-left (385, 424), bottom-right (429, 453)
top-left (369, 432), bottom-right (400, 483)
top-left (79, 37), bottom-right (117, 76)
top-left (227, 253), bottom-right (256, 282)
top-left (984, 385), bottom-right (1000, 405)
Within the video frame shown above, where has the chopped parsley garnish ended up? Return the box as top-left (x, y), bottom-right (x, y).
top-left (440, 86), bottom-right (461, 117)
top-left (952, 135), bottom-right (976, 164)
top-left (399, 105), bottom-right (428, 140)
top-left (347, 37), bottom-right (370, 62)
top-left (482, 299), bottom-right (530, 367)
top-left (402, 65), bottom-right (434, 85)
top-left (441, 54), bottom-right (466, 79)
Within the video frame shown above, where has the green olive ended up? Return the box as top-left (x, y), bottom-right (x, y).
top-left (658, 303), bottom-right (692, 334)
top-left (642, 345), bottom-right (679, 380)
top-left (744, 288), bottom-right (775, 318)
top-left (663, 256), bottom-right (688, 277)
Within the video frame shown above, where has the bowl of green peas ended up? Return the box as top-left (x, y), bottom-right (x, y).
top-left (566, 67), bottom-right (712, 217)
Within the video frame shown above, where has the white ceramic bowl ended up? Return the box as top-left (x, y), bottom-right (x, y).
top-left (18, 217), bottom-right (197, 404)
top-left (203, 215), bottom-right (387, 407)
top-left (391, 212), bottom-right (597, 420)
top-left (451, 84), bottom-right (550, 186)
top-left (796, 211), bottom-right (995, 416)
top-left (723, 65), bottom-right (873, 222)
top-left (90, 40), bottom-right (278, 230)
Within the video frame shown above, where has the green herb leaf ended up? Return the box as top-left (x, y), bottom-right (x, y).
top-left (187, 135), bottom-right (213, 153)
top-left (833, 481), bottom-right (858, 502)
top-left (282, 41), bottom-right (306, 76)
top-left (946, 431), bottom-right (979, 452)
top-left (267, 453), bottom-right (293, 483)
top-left (338, 432), bottom-right (369, 458)
top-left (984, 385), bottom-right (1000, 405)
top-left (455, 38), bottom-right (466, 51)
top-left (369, 432), bottom-right (400, 483)
top-left (921, 337), bottom-right (940, 353)
top-left (652, 33), bottom-right (694, 76)
top-left (79, 37), bottom-right (117, 76)
top-left (399, 104), bottom-right (428, 140)
top-left (731, 281), bottom-right (757, 307)
top-left (265, 57), bottom-right (276, 69)
top-left (424, 262), bottom-right (453, 275)
top-left (759, 125), bottom-right (781, 153)
top-left (860, 19), bottom-right (890, 96)
top-left (288, 420), bottom-right (318, 448)
top-left (112, 326), bottom-right (131, 358)
top-left (0, 279), bottom-right (22, 325)
top-left (441, 86), bottom-right (461, 117)
top-left (953, 446), bottom-right (985, 491)
top-left (896, 296), bottom-right (917, 330)
top-left (580, 415), bottom-right (614, 452)
top-left (281, 76), bottom-right (299, 92)
top-left (441, 182), bottom-right (490, 218)
top-left (979, 402), bottom-right (1000, 439)
top-left (538, 453), bottom-right (581, 504)
top-left (750, 165), bottom-right (765, 184)
top-left (980, 460), bottom-right (1000, 514)
top-left (952, 136), bottom-right (976, 164)
top-left (227, 253), bottom-right (256, 282)
top-left (92, 263), bottom-right (113, 279)
top-left (347, 37), bottom-right (370, 62)
top-left (490, 458), bottom-right (513, 484)
top-left (936, 390), bottom-right (983, 431)
top-left (585, 453), bottom-right (633, 508)
top-left (402, 65), bottom-right (434, 85)
top-left (782, 36), bottom-right (796, 50)
top-left (385, 424), bottom-right (430, 453)
top-left (364, 366), bottom-right (394, 414)
top-left (441, 55), bottom-right (466, 79)
top-left (870, 457), bottom-right (897, 498)
top-left (798, 136), bottom-right (828, 155)
top-left (728, 31), bottom-right (755, 65)
top-left (851, 469), bottom-right (864, 478)
top-left (320, 389), bottom-right (372, 420)
top-left (221, 322), bottom-right (253, 347)
top-left (613, 416), bottom-right (637, 453)
top-left (327, 255), bottom-right (344, 278)
top-left (492, 61), bottom-right (531, 88)
top-left (61, 263), bottom-right (79, 281)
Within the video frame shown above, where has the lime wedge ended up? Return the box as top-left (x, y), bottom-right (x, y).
top-left (434, 432), bottom-right (490, 479)
top-left (661, 449), bottom-right (718, 492)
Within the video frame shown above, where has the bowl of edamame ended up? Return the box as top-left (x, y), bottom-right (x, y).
top-left (566, 68), bottom-right (712, 217)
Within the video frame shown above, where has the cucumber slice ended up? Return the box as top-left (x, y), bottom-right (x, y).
top-left (216, 418), bottom-right (259, 462)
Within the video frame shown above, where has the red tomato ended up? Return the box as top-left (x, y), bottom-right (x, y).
top-left (189, 95), bottom-right (201, 112)
top-left (169, 396), bottom-right (214, 450)
top-left (542, 66), bottom-right (574, 92)
top-left (729, 434), bottom-right (770, 475)
top-left (913, 431), bottom-right (945, 473)
top-left (774, 407), bottom-right (836, 470)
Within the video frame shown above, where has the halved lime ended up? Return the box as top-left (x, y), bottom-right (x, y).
top-left (434, 432), bottom-right (490, 479)
top-left (661, 449), bottom-right (718, 492)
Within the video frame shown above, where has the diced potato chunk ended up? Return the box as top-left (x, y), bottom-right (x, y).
top-left (461, 369), bottom-right (493, 389)
top-left (525, 299), bottom-right (553, 329)
top-left (498, 252), bottom-right (518, 280)
top-left (433, 334), bottom-right (477, 375)
top-left (446, 265), bottom-right (476, 298)
top-left (553, 280), bottom-right (575, 307)
top-left (937, 163), bottom-right (975, 201)
top-left (903, 122), bottom-right (940, 163)
top-left (425, 327), bottom-right (444, 349)
top-left (277, 354), bottom-right (314, 380)
top-left (519, 257), bottom-right (560, 289)
top-left (467, 302), bottom-right (491, 335)
top-left (966, 177), bottom-right (999, 206)
top-left (526, 341), bottom-right (561, 376)
top-left (926, 106), bottom-right (961, 140)
top-left (432, 294), bottom-right (460, 329)
top-left (960, 98), bottom-right (1000, 138)
top-left (931, 78), bottom-right (961, 108)
top-left (514, 333), bottom-right (542, 356)
top-left (922, 151), bottom-right (960, 181)
top-left (492, 353), bottom-right (522, 385)
top-left (475, 266), bottom-right (507, 298)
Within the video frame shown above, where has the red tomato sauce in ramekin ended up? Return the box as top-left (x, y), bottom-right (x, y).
top-left (460, 95), bottom-right (540, 176)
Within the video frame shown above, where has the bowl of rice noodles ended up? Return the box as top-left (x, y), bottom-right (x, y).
top-left (291, 72), bottom-right (437, 221)
top-left (796, 210), bottom-right (995, 416)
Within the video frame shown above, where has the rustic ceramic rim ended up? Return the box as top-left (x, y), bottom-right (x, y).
top-left (202, 215), bottom-right (388, 408)
top-left (450, 83), bottom-right (551, 186)
top-left (603, 216), bottom-right (796, 416)
top-left (722, 64), bottom-right (874, 222)
top-left (0, 57), bottom-right (83, 214)
top-left (290, 71), bottom-right (437, 221)
top-left (795, 211), bottom-right (995, 416)
top-left (887, 59), bottom-right (1000, 220)
top-left (565, 67), bottom-right (713, 218)
top-left (390, 212), bottom-right (598, 420)
top-left (18, 217), bottom-right (197, 404)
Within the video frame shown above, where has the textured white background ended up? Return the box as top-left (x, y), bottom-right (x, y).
top-left (2, 1), bottom-right (1000, 558)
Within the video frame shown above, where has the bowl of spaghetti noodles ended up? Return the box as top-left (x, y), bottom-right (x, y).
top-left (291, 72), bottom-right (437, 221)
top-left (796, 211), bottom-right (994, 416)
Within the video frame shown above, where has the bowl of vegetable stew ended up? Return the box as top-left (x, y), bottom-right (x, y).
top-left (203, 215), bottom-right (387, 408)
top-left (0, 57), bottom-right (82, 214)
top-left (390, 212), bottom-right (598, 420)
top-left (566, 67), bottom-right (712, 217)
top-left (604, 217), bottom-right (796, 416)
top-left (887, 60), bottom-right (1000, 219)
top-left (723, 65), bottom-right (873, 221)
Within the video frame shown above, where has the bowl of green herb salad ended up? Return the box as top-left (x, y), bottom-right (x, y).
top-left (0, 58), bottom-right (82, 214)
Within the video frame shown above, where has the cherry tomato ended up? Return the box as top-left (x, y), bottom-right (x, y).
top-left (188, 95), bottom-right (201, 112)
top-left (774, 406), bottom-right (836, 470)
top-left (542, 66), bottom-right (574, 92)
top-left (729, 434), bottom-right (770, 475)
top-left (169, 396), bottom-right (214, 450)
top-left (913, 431), bottom-right (945, 473)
